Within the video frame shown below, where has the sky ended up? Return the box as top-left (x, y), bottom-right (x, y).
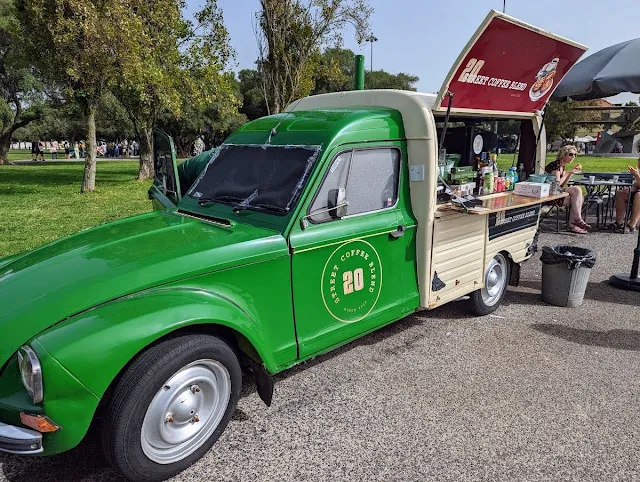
top-left (185, 0), bottom-right (640, 104)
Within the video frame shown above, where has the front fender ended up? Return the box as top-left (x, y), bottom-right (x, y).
top-left (36, 288), bottom-right (273, 402)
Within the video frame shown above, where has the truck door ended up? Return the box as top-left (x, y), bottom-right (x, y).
top-left (148, 129), bottom-right (181, 210)
top-left (289, 145), bottom-right (415, 358)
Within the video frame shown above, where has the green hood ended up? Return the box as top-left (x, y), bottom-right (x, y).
top-left (0, 211), bottom-right (288, 367)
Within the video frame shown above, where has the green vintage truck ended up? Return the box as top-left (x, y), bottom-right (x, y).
top-left (0, 11), bottom-right (585, 482)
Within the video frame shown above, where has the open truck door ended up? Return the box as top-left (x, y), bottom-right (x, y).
top-left (149, 129), bottom-right (181, 210)
top-left (434, 10), bottom-right (587, 117)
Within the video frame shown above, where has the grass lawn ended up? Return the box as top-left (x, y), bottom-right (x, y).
top-left (497, 154), bottom-right (637, 173)
top-left (6, 149), bottom-right (34, 162)
top-left (0, 162), bottom-right (152, 258)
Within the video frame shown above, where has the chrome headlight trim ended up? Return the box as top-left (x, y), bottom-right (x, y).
top-left (17, 346), bottom-right (43, 404)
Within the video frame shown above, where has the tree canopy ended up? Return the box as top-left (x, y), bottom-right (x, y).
top-left (255, 0), bottom-right (373, 114)
top-left (110, 0), bottom-right (236, 180)
top-left (0, 0), bottom-right (45, 163)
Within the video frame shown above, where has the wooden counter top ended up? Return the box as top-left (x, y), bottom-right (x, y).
top-left (437, 191), bottom-right (568, 215)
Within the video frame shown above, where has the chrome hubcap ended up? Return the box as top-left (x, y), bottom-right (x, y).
top-left (482, 254), bottom-right (508, 306)
top-left (141, 359), bottom-right (231, 464)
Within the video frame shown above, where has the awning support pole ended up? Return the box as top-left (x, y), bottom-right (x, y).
top-left (530, 103), bottom-right (548, 173)
top-left (438, 91), bottom-right (454, 151)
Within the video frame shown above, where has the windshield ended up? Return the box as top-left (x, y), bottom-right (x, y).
top-left (186, 144), bottom-right (320, 215)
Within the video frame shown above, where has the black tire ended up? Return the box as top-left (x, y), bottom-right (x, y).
top-left (466, 252), bottom-right (511, 316)
top-left (102, 334), bottom-right (242, 482)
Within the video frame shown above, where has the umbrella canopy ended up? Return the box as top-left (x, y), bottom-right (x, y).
top-left (552, 38), bottom-right (640, 101)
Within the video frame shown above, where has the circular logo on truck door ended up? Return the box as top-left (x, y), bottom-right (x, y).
top-left (321, 239), bottom-right (383, 323)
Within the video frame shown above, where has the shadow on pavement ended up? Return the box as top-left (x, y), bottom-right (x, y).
top-left (511, 279), bottom-right (640, 308)
top-left (532, 323), bottom-right (640, 351)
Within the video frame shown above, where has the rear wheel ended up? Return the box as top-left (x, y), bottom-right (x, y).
top-left (467, 253), bottom-right (510, 315)
top-left (102, 334), bottom-right (241, 482)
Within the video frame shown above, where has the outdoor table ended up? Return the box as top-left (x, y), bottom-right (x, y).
top-left (570, 179), bottom-right (632, 227)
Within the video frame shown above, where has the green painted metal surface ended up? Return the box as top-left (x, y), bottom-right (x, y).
top-left (354, 55), bottom-right (365, 90)
top-left (0, 107), bottom-right (421, 456)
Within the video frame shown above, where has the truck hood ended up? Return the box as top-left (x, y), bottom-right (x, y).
top-left (0, 211), bottom-right (288, 367)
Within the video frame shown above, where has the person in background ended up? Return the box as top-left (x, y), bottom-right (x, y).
top-left (50, 140), bottom-right (58, 160)
top-left (545, 144), bottom-right (589, 234)
top-left (612, 156), bottom-right (640, 233)
top-left (73, 141), bottom-right (79, 159)
top-left (31, 140), bottom-right (38, 161)
top-left (36, 141), bottom-right (45, 161)
top-left (79, 140), bottom-right (85, 158)
top-left (64, 141), bottom-right (70, 159)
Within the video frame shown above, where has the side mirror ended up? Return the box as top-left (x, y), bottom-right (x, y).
top-left (328, 188), bottom-right (347, 218)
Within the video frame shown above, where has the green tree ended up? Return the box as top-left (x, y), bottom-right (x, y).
top-left (112, 0), bottom-right (235, 180)
top-left (311, 47), bottom-right (354, 94)
top-left (14, 92), bottom-right (135, 147)
top-left (545, 99), bottom-right (579, 142)
top-left (256, 0), bottom-right (372, 114)
top-left (0, 0), bottom-right (44, 164)
top-left (310, 48), bottom-right (420, 95)
top-left (237, 69), bottom-right (268, 120)
top-left (17, 0), bottom-right (132, 191)
top-left (364, 70), bottom-right (418, 91)
top-left (157, 73), bottom-right (246, 156)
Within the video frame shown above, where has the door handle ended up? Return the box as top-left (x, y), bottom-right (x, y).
top-left (390, 225), bottom-right (406, 239)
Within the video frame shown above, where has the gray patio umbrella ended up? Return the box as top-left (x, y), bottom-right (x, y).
top-left (549, 38), bottom-right (640, 290)
top-left (552, 38), bottom-right (640, 101)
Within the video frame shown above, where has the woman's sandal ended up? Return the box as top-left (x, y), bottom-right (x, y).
top-left (608, 222), bottom-right (624, 231)
top-left (568, 224), bottom-right (589, 234)
top-left (616, 224), bottom-right (637, 233)
top-left (573, 220), bottom-right (592, 230)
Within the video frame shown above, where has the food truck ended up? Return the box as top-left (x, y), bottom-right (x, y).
top-left (0, 10), bottom-right (586, 482)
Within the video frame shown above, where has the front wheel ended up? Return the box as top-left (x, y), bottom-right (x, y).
top-left (467, 253), bottom-right (511, 315)
top-left (102, 334), bottom-right (242, 482)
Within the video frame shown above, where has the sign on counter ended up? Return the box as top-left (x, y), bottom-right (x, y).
top-left (488, 205), bottom-right (540, 240)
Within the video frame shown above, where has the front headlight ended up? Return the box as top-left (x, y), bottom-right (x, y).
top-left (17, 346), bottom-right (43, 403)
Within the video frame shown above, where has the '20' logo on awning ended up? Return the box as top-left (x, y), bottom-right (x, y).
top-left (321, 240), bottom-right (383, 323)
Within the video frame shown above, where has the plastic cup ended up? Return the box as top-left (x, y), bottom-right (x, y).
top-left (613, 175), bottom-right (619, 183)
top-left (589, 175), bottom-right (595, 183)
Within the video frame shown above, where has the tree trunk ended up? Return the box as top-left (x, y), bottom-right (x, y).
top-left (138, 126), bottom-right (154, 181)
top-left (81, 102), bottom-right (98, 193)
top-left (0, 135), bottom-right (10, 165)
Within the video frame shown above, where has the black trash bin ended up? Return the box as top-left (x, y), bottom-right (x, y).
top-left (540, 245), bottom-right (596, 307)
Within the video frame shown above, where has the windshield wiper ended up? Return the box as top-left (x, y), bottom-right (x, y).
top-left (197, 193), bottom-right (287, 215)
top-left (253, 203), bottom-right (289, 214)
top-left (198, 195), bottom-right (244, 206)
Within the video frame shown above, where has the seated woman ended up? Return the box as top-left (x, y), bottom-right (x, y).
top-left (612, 156), bottom-right (640, 233)
top-left (545, 145), bottom-right (589, 234)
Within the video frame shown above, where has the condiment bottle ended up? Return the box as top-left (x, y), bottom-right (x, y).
top-left (484, 171), bottom-right (494, 194)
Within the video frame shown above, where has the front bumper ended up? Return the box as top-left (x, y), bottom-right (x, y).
top-left (0, 421), bottom-right (43, 454)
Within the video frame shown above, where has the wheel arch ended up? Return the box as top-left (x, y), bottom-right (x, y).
top-left (97, 321), bottom-right (273, 418)
top-left (490, 249), bottom-right (521, 287)
top-left (34, 288), bottom-right (279, 451)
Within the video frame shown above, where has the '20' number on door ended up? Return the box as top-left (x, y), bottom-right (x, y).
top-left (343, 268), bottom-right (364, 295)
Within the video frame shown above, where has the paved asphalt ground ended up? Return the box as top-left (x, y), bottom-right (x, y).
top-left (2, 224), bottom-right (640, 482)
